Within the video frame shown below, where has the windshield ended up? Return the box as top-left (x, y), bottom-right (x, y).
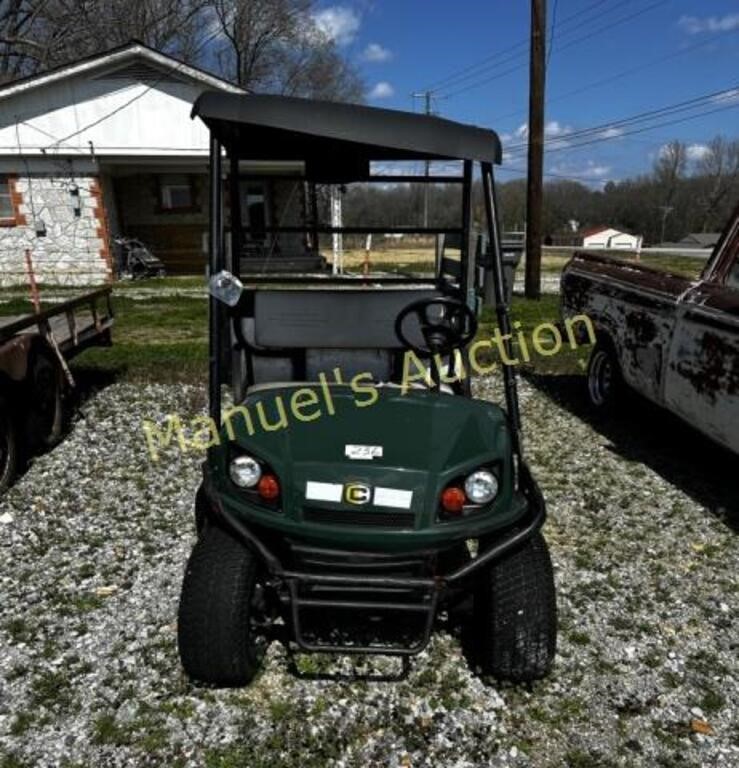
top-left (232, 162), bottom-right (466, 281)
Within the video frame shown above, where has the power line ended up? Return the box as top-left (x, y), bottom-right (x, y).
top-left (503, 84), bottom-right (739, 156)
top-left (440, 0), bottom-right (671, 98)
top-left (505, 100), bottom-right (739, 161)
top-left (546, 0), bottom-right (560, 69)
top-left (422, 0), bottom-right (615, 93)
top-left (492, 28), bottom-right (739, 125)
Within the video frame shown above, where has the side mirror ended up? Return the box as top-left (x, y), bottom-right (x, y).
top-left (209, 270), bottom-right (243, 307)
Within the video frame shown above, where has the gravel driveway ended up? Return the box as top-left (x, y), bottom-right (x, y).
top-left (0, 379), bottom-right (737, 768)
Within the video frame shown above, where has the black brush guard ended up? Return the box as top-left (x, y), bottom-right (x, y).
top-left (202, 462), bottom-right (545, 657)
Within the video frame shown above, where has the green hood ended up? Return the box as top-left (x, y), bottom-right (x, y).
top-left (218, 385), bottom-right (512, 528)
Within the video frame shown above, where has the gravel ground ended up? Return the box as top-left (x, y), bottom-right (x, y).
top-left (0, 378), bottom-right (737, 768)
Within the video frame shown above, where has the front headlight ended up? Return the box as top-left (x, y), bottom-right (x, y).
top-left (229, 455), bottom-right (262, 488)
top-left (464, 469), bottom-right (498, 504)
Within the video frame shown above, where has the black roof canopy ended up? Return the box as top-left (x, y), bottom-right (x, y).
top-left (192, 92), bottom-right (501, 180)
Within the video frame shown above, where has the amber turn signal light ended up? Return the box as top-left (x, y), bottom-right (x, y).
top-left (440, 486), bottom-right (466, 515)
top-left (257, 474), bottom-right (280, 501)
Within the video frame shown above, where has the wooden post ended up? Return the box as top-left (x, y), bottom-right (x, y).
top-left (24, 249), bottom-right (41, 313)
top-left (363, 233), bottom-right (372, 277)
top-left (525, 0), bottom-right (547, 300)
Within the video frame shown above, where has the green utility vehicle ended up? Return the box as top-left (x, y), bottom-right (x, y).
top-left (177, 93), bottom-right (556, 684)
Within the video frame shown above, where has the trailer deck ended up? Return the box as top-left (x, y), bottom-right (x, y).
top-left (0, 287), bottom-right (113, 358)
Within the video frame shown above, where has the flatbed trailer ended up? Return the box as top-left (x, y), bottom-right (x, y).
top-left (0, 287), bottom-right (114, 491)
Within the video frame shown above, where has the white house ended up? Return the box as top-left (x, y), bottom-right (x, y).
top-left (582, 226), bottom-right (643, 250)
top-left (0, 41), bottom-right (317, 286)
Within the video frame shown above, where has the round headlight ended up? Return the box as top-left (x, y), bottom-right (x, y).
top-left (464, 470), bottom-right (498, 504)
top-left (229, 455), bottom-right (262, 488)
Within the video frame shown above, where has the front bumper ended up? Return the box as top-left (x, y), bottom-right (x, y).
top-left (199, 462), bottom-right (546, 656)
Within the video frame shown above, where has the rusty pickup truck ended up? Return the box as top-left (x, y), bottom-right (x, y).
top-left (561, 204), bottom-right (739, 455)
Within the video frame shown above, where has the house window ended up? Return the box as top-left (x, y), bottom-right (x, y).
top-left (0, 177), bottom-right (14, 221)
top-left (158, 174), bottom-right (195, 211)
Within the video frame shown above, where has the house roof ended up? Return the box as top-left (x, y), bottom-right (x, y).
top-left (0, 40), bottom-right (245, 103)
top-left (680, 232), bottom-right (721, 247)
top-left (581, 225), bottom-right (635, 238)
top-left (192, 92), bottom-right (502, 168)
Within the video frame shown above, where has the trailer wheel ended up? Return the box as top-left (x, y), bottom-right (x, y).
top-left (25, 348), bottom-right (63, 451)
top-left (178, 523), bottom-right (266, 686)
top-left (0, 393), bottom-right (17, 493)
top-left (473, 532), bottom-right (557, 682)
top-left (586, 340), bottom-right (622, 410)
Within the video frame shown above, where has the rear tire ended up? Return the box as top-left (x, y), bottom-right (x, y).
top-left (24, 348), bottom-right (63, 452)
top-left (0, 393), bottom-right (18, 493)
top-left (473, 532), bottom-right (557, 682)
top-left (178, 524), bottom-right (266, 686)
top-left (586, 340), bottom-right (622, 410)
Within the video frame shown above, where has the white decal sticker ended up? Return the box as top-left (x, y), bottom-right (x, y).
top-left (305, 481), bottom-right (343, 503)
top-left (345, 444), bottom-right (384, 460)
top-left (373, 487), bottom-right (413, 510)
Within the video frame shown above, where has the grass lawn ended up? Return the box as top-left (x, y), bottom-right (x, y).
top-left (59, 279), bottom-right (589, 386)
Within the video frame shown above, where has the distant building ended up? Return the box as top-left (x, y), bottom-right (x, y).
top-left (678, 233), bottom-right (721, 249)
top-left (581, 226), bottom-right (643, 250)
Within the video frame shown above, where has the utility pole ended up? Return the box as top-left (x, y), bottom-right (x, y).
top-left (525, 0), bottom-right (547, 299)
top-left (412, 90), bottom-right (436, 228)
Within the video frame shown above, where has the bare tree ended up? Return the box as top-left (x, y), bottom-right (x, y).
top-left (0, 0), bottom-right (208, 82)
top-left (210, 0), bottom-right (364, 101)
top-left (697, 136), bottom-right (739, 232)
top-left (653, 140), bottom-right (687, 205)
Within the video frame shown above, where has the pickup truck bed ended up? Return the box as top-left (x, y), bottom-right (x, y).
top-left (561, 205), bottom-right (739, 454)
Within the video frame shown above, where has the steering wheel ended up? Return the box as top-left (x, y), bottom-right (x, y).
top-left (395, 297), bottom-right (478, 356)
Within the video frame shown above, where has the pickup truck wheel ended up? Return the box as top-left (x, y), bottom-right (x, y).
top-left (587, 342), bottom-right (622, 409)
top-left (0, 394), bottom-right (17, 493)
top-left (178, 523), bottom-right (266, 686)
top-left (25, 348), bottom-right (64, 451)
top-left (473, 532), bottom-right (557, 683)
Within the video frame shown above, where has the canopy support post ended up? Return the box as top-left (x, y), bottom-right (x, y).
top-left (229, 151), bottom-right (241, 280)
top-left (209, 135), bottom-right (224, 427)
top-left (481, 161), bottom-right (523, 458)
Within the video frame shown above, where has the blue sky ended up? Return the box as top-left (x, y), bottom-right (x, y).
top-left (314, 0), bottom-right (739, 185)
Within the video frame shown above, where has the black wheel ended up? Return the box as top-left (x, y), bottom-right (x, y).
top-left (0, 393), bottom-right (18, 494)
top-left (473, 532), bottom-right (557, 682)
top-left (178, 524), bottom-right (267, 686)
top-left (586, 340), bottom-right (622, 410)
top-left (194, 484), bottom-right (208, 535)
top-left (24, 348), bottom-right (63, 452)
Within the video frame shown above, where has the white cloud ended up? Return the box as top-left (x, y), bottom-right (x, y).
top-left (551, 160), bottom-right (612, 179)
top-left (678, 13), bottom-right (739, 34)
top-left (313, 6), bottom-right (361, 45)
top-left (360, 42), bottom-right (392, 62)
top-left (545, 120), bottom-right (571, 138)
top-left (369, 81), bottom-right (394, 99)
top-left (711, 88), bottom-right (739, 105)
top-left (600, 126), bottom-right (624, 139)
top-left (515, 120), bottom-right (572, 142)
top-left (686, 143), bottom-right (711, 162)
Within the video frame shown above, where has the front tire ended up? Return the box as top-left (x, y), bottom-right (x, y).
top-left (473, 532), bottom-right (557, 682)
top-left (178, 524), bottom-right (266, 686)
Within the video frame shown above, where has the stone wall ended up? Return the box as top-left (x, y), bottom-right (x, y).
top-left (0, 174), bottom-right (111, 287)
